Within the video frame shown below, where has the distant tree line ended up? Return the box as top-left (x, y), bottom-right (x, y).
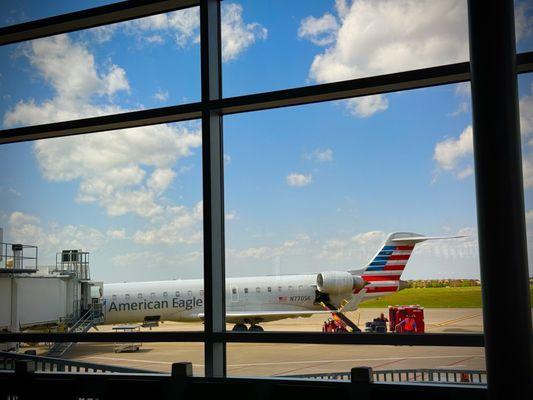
top-left (406, 279), bottom-right (481, 288)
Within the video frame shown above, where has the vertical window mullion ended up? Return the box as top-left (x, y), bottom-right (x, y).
top-left (467, 0), bottom-right (532, 398)
top-left (200, 0), bottom-right (225, 378)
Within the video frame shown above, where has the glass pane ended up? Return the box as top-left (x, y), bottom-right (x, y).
top-left (223, 0), bottom-right (470, 97)
top-left (518, 72), bottom-right (533, 302)
top-left (1, 0), bottom-right (119, 27)
top-left (223, 82), bottom-right (481, 334)
top-left (5, 341), bottom-right (204, 375)
top-left (227, 344), bottom-right (485, 380)
top-left (0, 7), bottom-right (200, 128)
top-left (516, 0), bottom-right (533, 53)
top-left (0, 121), bottom-right (205, 337)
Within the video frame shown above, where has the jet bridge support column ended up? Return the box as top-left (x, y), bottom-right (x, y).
top-left (467, 1), bottom-right (533, 398)
top-left (8, 276), bottom-right (19, 351)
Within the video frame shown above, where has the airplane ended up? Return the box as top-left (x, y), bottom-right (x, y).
top-left (101, 232), bottom-right (462, 331)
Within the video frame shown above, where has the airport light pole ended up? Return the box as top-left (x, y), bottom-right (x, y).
top-left (467, 1), bottom-right (533, 398)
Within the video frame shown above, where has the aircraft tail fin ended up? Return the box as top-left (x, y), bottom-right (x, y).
top-left (354, 232), bottom-right (464, 296)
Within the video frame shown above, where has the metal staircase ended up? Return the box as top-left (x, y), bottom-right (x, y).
top-left (319, 300), bottom-right (361, 332)
top-left (47, 305), bottom-right (102, 358)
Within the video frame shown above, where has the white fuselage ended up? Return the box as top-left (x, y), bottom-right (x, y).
top-left (102, 274), bottom-right (368, 325)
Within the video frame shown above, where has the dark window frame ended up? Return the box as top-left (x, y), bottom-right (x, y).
top-left (0, 0), bottom-right (531, 384)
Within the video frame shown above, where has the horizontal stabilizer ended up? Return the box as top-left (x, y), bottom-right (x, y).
top-left (390, 235), bottom-right (466, 243)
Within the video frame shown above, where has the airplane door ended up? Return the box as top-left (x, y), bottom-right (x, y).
top-left (230, 286), bottom-right (239, 303)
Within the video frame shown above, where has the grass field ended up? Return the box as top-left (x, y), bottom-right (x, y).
top-left (359, 286), bottom-right (533, 308)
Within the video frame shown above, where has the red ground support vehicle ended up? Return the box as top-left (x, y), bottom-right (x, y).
top-left (388, 305), bottom-right (425, 333)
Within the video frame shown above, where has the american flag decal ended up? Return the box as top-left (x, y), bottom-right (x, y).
top-left (362, 245), bottom-right (414, 293)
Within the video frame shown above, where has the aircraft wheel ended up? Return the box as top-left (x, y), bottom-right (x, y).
top-left (249, 325), bottom-right (264, 332)
top-left (232, 323), bottom-right (248, 332)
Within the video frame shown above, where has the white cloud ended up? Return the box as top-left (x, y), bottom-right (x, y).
top-left (523, 156), bottom-right (533, 189)
top-left (90, 25), bottom-right (117, 43)
top-left (7, 211), bottom-right (105, 260)
top-left (103, 64), bottom-right (130, 96)
top-left (286, 173), bottom-right (312, 187)
top-left (345, 95), bottom-right (389, 118)
top-left (520, 83), bottom-right (533, 146)
top-left (520, 83), bottom-right (533, 189)
top-left (106, 229), bottom-right (126, 239)
top-left (225, 211), bottom-right (238, 221)
top-left (3, 34), bottom-right (202, 219)
top-left (433, 125), bottom-right (473, 179)
top-left (113, 250), bottom-right (201, 267)
top-left (319, 231), bottom-right (387, 263)
top-left (124, 3), bottom-right (266, 62)
top-left (298, 13), bottom-right (338, 46)
top-left (133, 201), bottom-right (203, 245)
top-left (221, 3), bottom-right (268, 62)
top-left (147, 168), bottom-right (176, 194)
top-left (304, 148), bottom-right (333, 162)
top-left (127, 7), bottom-right (200, 47)
top-left (0, 186), bottom-right (21, 197)
top-left (153, 89), bottom-right (169, 102)
top-left (300, 0), bottom-right (469, 117)
top-left (306, 0), bottom-right (468, 82)
top-left (448, 101), bottom-right (469, 117)
top-left (455, 82), bottom-right (471, 97)
top-left (33, 124), bottom-right (201, 218)
top-left (515, 0), bottom-right (533, 42)
top-left (228, 238), bottom-right (301, 261)
top-left (434, 81), bottom-right (533, 186)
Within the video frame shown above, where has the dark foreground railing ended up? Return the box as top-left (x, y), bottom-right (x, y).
top-left (288, 368), bottom-right (487, 385)
top-left (0, 351), bottom-right (154, 374)
top-left (0, 364), bottom-right (488, 400)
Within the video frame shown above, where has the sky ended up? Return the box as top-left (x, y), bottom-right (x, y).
top-left (0, 0), bottom-right (532, 283)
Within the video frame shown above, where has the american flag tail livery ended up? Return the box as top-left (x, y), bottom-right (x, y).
top-left (357, 232), bottom-right (465, 298)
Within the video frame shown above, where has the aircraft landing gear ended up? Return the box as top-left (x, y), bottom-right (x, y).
top-left (231, 323), bottom-right (264, 332)
top-left (232, 323), bottom-right (248, 332)
top-left (249, 325), bottom-right (264, 332)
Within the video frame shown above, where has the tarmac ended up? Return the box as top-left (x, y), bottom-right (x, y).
top-left (63, 308), bottom-right (485, 377)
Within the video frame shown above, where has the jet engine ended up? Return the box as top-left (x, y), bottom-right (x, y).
top-left (316, 271), bottom-right (366, 295)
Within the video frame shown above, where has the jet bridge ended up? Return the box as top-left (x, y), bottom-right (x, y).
top-left (0, 228), bottom-right (103, 353)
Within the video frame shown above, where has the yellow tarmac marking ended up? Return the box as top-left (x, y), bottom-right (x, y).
top-left (429, 313), bottom-right (482, 328)
top-left (84, 354), bottom-right (484, 369)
